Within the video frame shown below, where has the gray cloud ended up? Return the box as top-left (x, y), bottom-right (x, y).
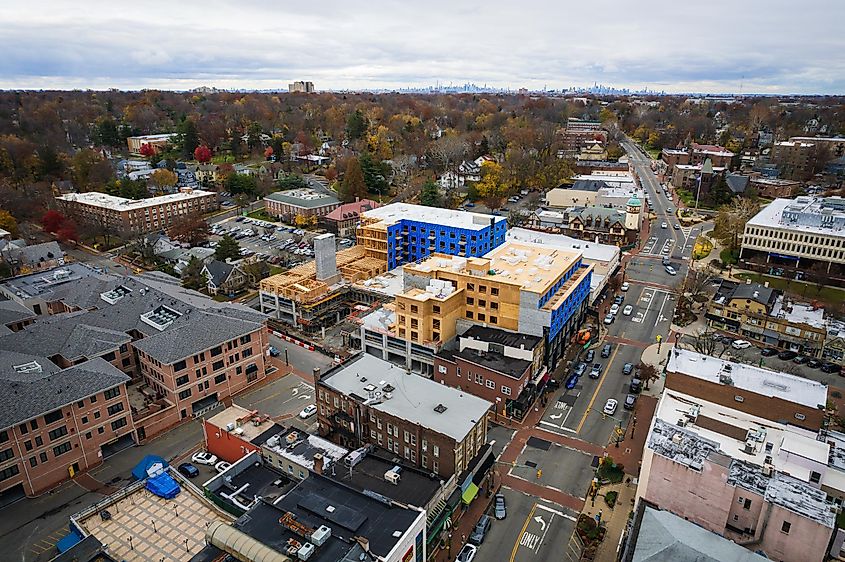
top-left (1, 0), bottom-right (843, 93)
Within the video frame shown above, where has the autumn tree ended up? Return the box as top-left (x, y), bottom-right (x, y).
top-left (429, 135), bottom-right (468, 174)
top-left (71, 149), bottom-right (114, 191)
top-left (476, 161), bottom-right (508, 210)
top-left (214, 234), bottom-right (241, 262)
top-left (0, 210), bottom-right (19, 237)
top-left (713, 197), bottom-right (759, 251)
top-left (55, 220), bottom-right (79, 243)
top-left (41, 210), bottom-right (66, 233)
top-left (168, 213), bottom-right (209, 247)
top-left (139, 143), bottom-right (157, 159)
top-left (637, 363), bottom-right (660, 390)
top-left (687, 329), bottom-right (731, 358)
top-left (181, 256), bottom-right (206, 290)
top-left (194, 145), bottom-right (212, 163)
top-left (339, 157), bottom-right (369, 203)
top-left (150, 169), bottom-right (178, 192)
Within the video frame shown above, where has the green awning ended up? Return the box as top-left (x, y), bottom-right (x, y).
top-left (461, 482), bottom-right (479, 505)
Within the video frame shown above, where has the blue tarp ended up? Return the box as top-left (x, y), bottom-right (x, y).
top-left (145, 472), bottom-right (181, 499)
top-left (56, 529), bottom-right (83, 553)
top-left (132, 455), bottom-right (168, 480)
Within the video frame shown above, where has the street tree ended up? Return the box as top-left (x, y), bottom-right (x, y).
top-left (713, 197), bottom-right (759, 251)
top-left (638, 363), bottom-right (660, 390)
top-left (687, 329), bottom-right (731, 358)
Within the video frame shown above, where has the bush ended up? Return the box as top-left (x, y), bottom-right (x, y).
top-left (604, 491), bottom-right (618, 508)
top-left (720, 247), bottom-right (739, 265)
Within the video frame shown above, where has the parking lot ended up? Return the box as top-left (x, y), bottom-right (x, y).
top-left (207, 216), bottom-right (354, 268)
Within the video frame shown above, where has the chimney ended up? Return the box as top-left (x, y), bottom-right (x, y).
top-left (313, 367), bottom-right (321, 385)
top-left (313, 453), bottom-right (324, 475)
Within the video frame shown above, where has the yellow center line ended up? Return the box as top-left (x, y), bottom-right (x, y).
top-left (575, 345), bottom-right (622, 434)
top-left (509, 502), bottom-right (537, 562)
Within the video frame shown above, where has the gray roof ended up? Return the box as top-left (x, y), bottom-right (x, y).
top-left (725, 173), bottom-right (749, 194)
top-left (461, 325), bottom-right (542, 350)
top-left (569, 179), bottom-right (609, 192)
top-left (0, 318), bottom-right (131, 362)
top-left (0, 353), bottom-right (129, 429)
top-left (764, 472), bottom-right (836, 528)
top-left (633, 506), bottom-right (767, 562)
top-left (321, 354), bottom-right (492, 442)
top-left (19, 241), bottom-right (62, 265)
top-left (203, 260), bottom-right (235, 287)
top-left (0, 298), bottom-right (36, 326)
top-left (0, 262), bottom-right (115, 306)
top-left (264, 190), bottom-right (339, 209)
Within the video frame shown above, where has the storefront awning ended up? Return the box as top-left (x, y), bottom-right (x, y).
top-left (461, 482), bottom-right (479, 505)
top-left (472, 454), bottom-right (495, 486)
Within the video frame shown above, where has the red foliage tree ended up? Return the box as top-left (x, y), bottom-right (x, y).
top-left (264, 146), bottom-right (274, 159)
top-left (194, 145), bottom-right (212, 163)
top-left (41, 210), bottom-right (66, 233)
top-left (56, 221), bottom-right (78, 243)
top-left (139, 143), bottom-right (157, 158)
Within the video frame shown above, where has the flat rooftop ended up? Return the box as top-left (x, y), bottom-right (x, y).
top-left (667, 349), bottom-right (827, 410)
top-left (321, 354), bottom-right (492, 442)
top-left (57, 189), bottom-right (215, 211)
top-left (77, 472), bottom-right (232, 562)
top-left (355, 266), bottom-right (405, 297)
top-left (765, 471), bottom-right (835, 528)
top-left (206, 404), bottom-right (275, 443)
top-left (508, 227), bottom-right (620, 265)
top-left (747, 196), bottom-right (845, 236)
top-left (0, 262), bottom-right (114, 301)
top-left (332, 452), bottom-right (442, 509)
top-left (771, 297), bottom-right (826, 328)
top-left (262, 427), bottom-right (350, 472)
top-left (361, 202), bottom-right (506, 231)
top-left (443, 347), bottom-right (531, 380)
top-left (264, 189), bottom-right (339, 208)
top-left (647, 418), bottom-right (722, 471)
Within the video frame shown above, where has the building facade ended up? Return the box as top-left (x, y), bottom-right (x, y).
top-left (322, 198), bottom-right (380, 237)
top-left (771, 141), bottom-right (817, 180)
top-left (126, 133), bottom-right (177, 155)
top-left (263, 189), bottom-right (340, 220)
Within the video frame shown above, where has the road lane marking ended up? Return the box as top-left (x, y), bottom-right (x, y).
top-left (510, 503), bottom-right (537, 562)
top-left (575, 345), bottom-right (621, 434)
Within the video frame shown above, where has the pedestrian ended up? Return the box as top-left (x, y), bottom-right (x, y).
top-left (461, 533), bottom-right (466, 544)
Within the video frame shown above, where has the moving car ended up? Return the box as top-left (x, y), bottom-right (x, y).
top-left (621, 282), bottom-right (630, 291)
top-left (178, 463), bottom-right (199, 478)
top-left (661, 222), bottom-right (668, 229)
top-left (622, 305), bottom-right (633, 316)
top-left (761, 347), bottom-right (778, 357)
top-left (299, 405), bottom-right (318, 419)
top-left (777, 350), bottom-right (798, 361)
top-left (589, 363), bottom-right (603, 379)
top-left (456, 544), bottom-right (477, 562)
top-left (601, 343), bottom-right (612, 358)
top-left (191, 451), bottom-right (218, 466)
top-left (731, 339), bottom-right (752, 350)
top-left (673, 223), bottom-right (681, 230)
top-left (603, 398), bottom-right (618, 416)
top-left (215, 461), bottom-right (232, 473)
top-left (565, 373), bottom-right (579, 389)
top-left (624, 394), bottom-right (637, 410)
top-left (664, 265), bottom-right (676, 275)
top-left (469, 515), bottom-right (491, 545)
top-left (494, 494), bottom-right (507, 520)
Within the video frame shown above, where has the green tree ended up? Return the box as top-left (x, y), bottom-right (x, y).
top-left (420, 180), bottom-right (440, 207)
top-left (359, 153), bottom-right (390, 195)
top-left (214, 234), bottom-right (241, 262)
top-left (226, 173), bottom-right (257, 196)
top-left (95, 117), bottom-right (120, 147)
top-left (346, 109), bottom-right (367, 140)
top-left (181, 256), bottom-right (206, 290)
top-left (339, 157), bottom-right (368, 203)
top-left (246, 122), bottom-right (264, 152)
top-left (178, 118), bottom-right (200, 160)
top-left (277, 174), bottom-right (308, 191)
top-left (37, 145), bottom-right (63, 179)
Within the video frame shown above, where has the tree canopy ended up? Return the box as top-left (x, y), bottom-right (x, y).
top-left (339, 157), bottom-right (368, 203)
top-left (214, 234), bottom-right (241, 262)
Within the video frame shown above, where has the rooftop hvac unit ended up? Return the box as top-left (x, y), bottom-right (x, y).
top-left (310, 525), bottom-right (331, 547)
top-left (297, 543), bottom-right (315, 561)
top-left (671, 433), bottom-right (683, 445)
top-left (233, 427), bottom-right (244, 436)
top-left (226, 423), bottom-right (235, 432)
top-left (384, 470), bottom-right (401, 485)
top-left (762, 463), bottom-right (774, 477)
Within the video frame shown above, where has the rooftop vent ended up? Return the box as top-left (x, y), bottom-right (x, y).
top-left (140, 304), bottom-right (182, 331)
top-left (434, 403), bottom-right (448, 414)
top-left (100, 285), bottom-right (132, 305)
top-left (13, 361), bottom-right (42, 374)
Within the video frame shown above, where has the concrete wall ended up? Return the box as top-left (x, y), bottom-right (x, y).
top-left (758, 502), bottom-right (833, 562)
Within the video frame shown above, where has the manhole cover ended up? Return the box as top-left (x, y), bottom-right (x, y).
top-left (524, 460), bottom-right (538, 468)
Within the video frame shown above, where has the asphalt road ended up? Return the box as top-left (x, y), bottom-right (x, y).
top-left (269, 334), bottom-right (337, 376)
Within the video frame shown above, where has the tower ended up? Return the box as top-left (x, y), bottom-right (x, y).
top-left (625, 196), bottom-right (642, 230)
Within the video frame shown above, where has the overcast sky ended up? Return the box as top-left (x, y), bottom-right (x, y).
top-left (2, 0), bottom-right (843, 93)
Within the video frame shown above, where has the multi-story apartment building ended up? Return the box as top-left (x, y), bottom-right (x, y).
top-left (434, 326), bottom-right (544, 420)
top-left (771, 140), bottom-right (817, 180)
top-left (559, 119), bottom-right (607, 157)
top-left (0, 351), bottom-right (134, 499)
top-left (315, 353), bottom-right (492, 479)
top-left (748, 177), bottom-right (801, 199)
top-left (740, 196), bottom-right (845, 281)
top-left (357, 203), bottom-right (507, 270)
top-left (706, 280), bottom-right (828, 357)
top-left (789, 136), bottom-right (845, 159)
top-left (263, 189), bottom-right (340, 220)
top-left (637, 349), bottom-right (839, 562)
top-left (288, 81), bottom-right (315, 93)
top-left (661, 143), bottom-right (735, 170)
top-left (670, 161), bottom-right (727, 191)
top-left (56, 189), bottom-right (218, 235)
top-left (397, 240), bottom-right (592, 369)
top-left (0, 298), bottom-right (36, 332)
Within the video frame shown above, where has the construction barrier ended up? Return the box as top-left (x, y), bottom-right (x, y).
top-left (268, 327), bottom-right (315, 351)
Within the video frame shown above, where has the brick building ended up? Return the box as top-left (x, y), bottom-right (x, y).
top-left (661, 143), bottom-right (735, 169)
top-left (56, 189), bottom-right (218, 235)
top-left (263, 189), bottom-right (339, 220)
top-left (435, 326), bottom-right (544, 420)
top-left (323, 198), bottom-right (380, 237)
top-left (771, 140), bottom-right (817, 180)
top-left (315, 353), bottom-right (492, 479)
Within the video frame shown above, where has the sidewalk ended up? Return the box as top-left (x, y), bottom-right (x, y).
top-left (582, 480), bottom-right (637, 562)
top-left (431, 474), bottom-right (500, 562)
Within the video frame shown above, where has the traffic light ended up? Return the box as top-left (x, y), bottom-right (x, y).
top-left (536, 469), bottom-right (542, 479)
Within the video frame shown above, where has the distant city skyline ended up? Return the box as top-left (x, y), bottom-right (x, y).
top-left (2, 1), bottom-right (844, 94)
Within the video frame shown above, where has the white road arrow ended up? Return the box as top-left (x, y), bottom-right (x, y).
top-left (549, 413), bottom-right (563, 420)
top-left (533, 515), bottom-right (547, 532)
top-left (292, 388), bottom-right (299, 396)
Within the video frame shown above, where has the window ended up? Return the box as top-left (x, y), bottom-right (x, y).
top-left (467, 283), bottom-right (475, 292)
top-left (433, 305), bottom-right (440, 314)
top-left (210, 345), bottom-right (223, 357)
top-left (486, 380), bottom-right (495, 389)
top-left (242, 348), bottom-right (253, 358)
top-left (490, 316), bottom-right (497, 324)
top-left (53, 442), bottom-right (72, 457)
top-left (176, 375), bottom-right (189, 386)
top-left (490, 302), bottom-right (498, 310)
top-left (240, 334), bottom-right (252, 345)
top-left (433, 445), bottom-right (439, 457)
top-left (35, 436), bottom-right (43, 446)
top-left (48, 426), bottom-right (68, 441)
top-left (97, 427), bottom-right (104, 435)
top-left (214, 373), bottom-right (227, 384)
top-left (404, 430), bottom-right (410, 443)
top-left (810, 471), bottom-right (822, 484)
top-left (0, 448), bottom-right (13, 462)
top-left (744, 498), bottom-right (752, 509)
top-left (178, 389), bottom-right (192, 400)
top-left (502, 386), bottom-right (512, 396)
top-left (173, 360), bottom-right (187, 372)
top-left (475, 373), bottom-right (483, 385)
top-left (438, 365), bottom-right (447, 374)
top-left (111, 418), bottom-right (127, 431)
top-left (467, 297), bottom-right (474, 305)
top-left (477, 313), bottom-right (485, 322)
top-left (0, 465), bottom-right (19, 482)
top-left (466, 311), bottom-right (473, 319)
top-left (24, 440), bottom-right (32, 452)
top-left (104, 387), bottom-right (120, 400)
top-left (794, 413), bottom-right (806, 421)
top-left (433, 460), bottom-right (438, 473)
top-left (88, 397), bottom-right (95, 406)
top-left (491, 287), bottom-right (499, 296)
top-left (29, 457), bottom-right (37, 468)
top-left (44, 410), bottom-right (63, 424)
top-left (93, 412), bottom-right (100, 420)
top-left (781, 521), bottom-right (791, 534)
top-left (107, 403), bottom-right (124, 416)
top-left (85, 432), bottom-right (92, 440)
top-left (18, 424), bottom-right (27, 436)
top-left (39, 452), bottom-right (47, 463)
top-left (102, 351), bottom-right (116, 362)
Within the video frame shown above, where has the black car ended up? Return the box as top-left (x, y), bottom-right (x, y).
top-left (601, 344), bottom-right (612, 358)
top-left (624, 394), bottom-right (637, 410)
top-left (777, 350), bottom-right (798, 361)
top-left (585, 350), bottom-right (595, 363)
top-left (761, 348), bottom-right (778, 357)
top-left (822, 363), bottom-right (842, 374)
top-left (808, 359), bottom-right (823, 368)
top-left (469, 514), bottom-right (491, 545)
top-left (630, 378), bottom-right (642, 394)
top-left (178, 463), bottom-right (199, 478)
top-left (793, 355), bottom-right (809, 364)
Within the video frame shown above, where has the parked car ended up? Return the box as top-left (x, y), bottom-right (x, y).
top-left (621, 282), bottom-right (630, 292)
top-left (494, 494), bottom-right (507, 520)
top-left (456, 544), bottom-right (477, 562)
top-left (268, 346), bottom-right (280, 357)
top-left (624, 394), bottom-right (637, 410)
top-left (777, 350), bottom-right (798, 361)
top-left (215, 461), bottom-right (232, 473)
top-left (822, 363), bottom-right (842, 374)
top-left (664, 265), bottom-right (676, 275)
top-left (622, 305), bottom-right (633, 316)
top-left (609, 304), bottom-right (620, 315)
top-left (601, 344), bottom-right (612, 358)
top-left (808, 358), bottom-right (823, 368)
top-left (585, 350), bottom-right (595, 362)
top-left (622, 363), bottom-right (634, 376)
top-left (603, 399), bottom-right (618, 416)
top-left (761, 348), bottom-right (778, 357)
top-left (178, 463), bottom-right (199, 478)
top-left (565, 373), bottom-right (579, 389)
top-left (731, 339), bottom-right (752, 350)
top-left (661, 256), bottom-right (670, 266)
top-left (191, 451), bottom-right (218, 466)
top-left (603, 314), bottom-right (615, 325)
top-left (574, 362), bottom-right (587, 376)
top-left (299, 405), bottom-right (318, 419)
top-left (589, 363), bottom-right (603, 379)
top-left (793, 355), bottom-right (809, 364)
top-left (469, 515), bottom-right (491, 545)
top-left (613, 295), bottom-right (624, 305)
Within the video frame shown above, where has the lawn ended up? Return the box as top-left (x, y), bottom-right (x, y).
top-left (246, 209), bottom-right (277, 222)
top-left (692, 236), bottom-right (713, 260)
top-left (736, 272), bottom-right (845, 304)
